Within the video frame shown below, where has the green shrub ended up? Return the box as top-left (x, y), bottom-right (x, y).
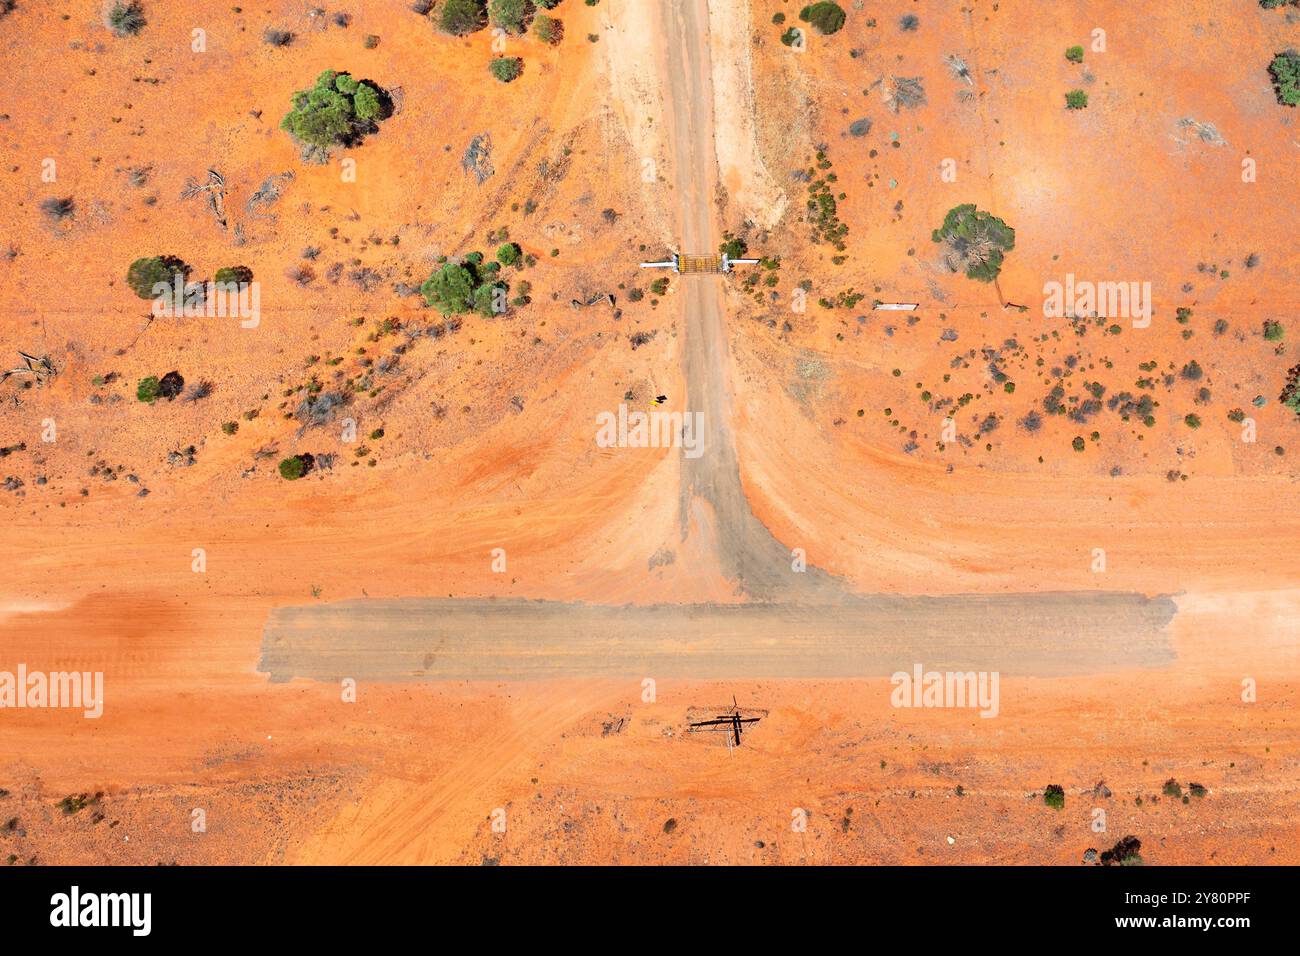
top-left (126, 256), bottom-right (188, 299)
top-left (280, 70), bottom-right (388, 153)
top-left (421, 255), bottom-right (511, 316)
top-left (1065, 89), bottom-right (1088, 109)
top-left (1065, 45), bottom-right (1084, 63)
top-left (1043, 785), bottom-right (1065, 810)
top-left (1268, 50), bottom-right (1300, 105)
top-left (931, 204), bottom-right (1016, 282)
top-left (533, 13), bottom-right (563, 44)
top-left (221, 421), bottom-right (238, 435)
top-left (439, 0), bottom-right (485, 35)
top-left (496, 242), bottom-right (520, 266)
top-left (489, 57), bottom-right (523, 83)
top-left (799, 2), bottom-right (846, 35)
top-left (278, 456), bottom-right (308, 481)
top-left (489, 0), bottom-right (527, 33)
top-left (214, 266), bottom-right (254, 286)
top-left (136, 377), bottom-right (161, 403)
top-left (719, 234), bottom-right (748, 259)
top-left (650, 277), bottom-right (669, 296)
top-left (1184, 413), bottom-right (1202, 429)
top-left (1264, 320), bottom-right (1284, 340)
top-left (422, 263), bottom-right (477, 314)
top-left (106, 1), bottom-right (146, 37)
top-left (780, 27), bottom-right (803, 47)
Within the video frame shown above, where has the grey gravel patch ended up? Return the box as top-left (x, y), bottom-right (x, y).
top-left (261, 592), bottom-right (1178, 683)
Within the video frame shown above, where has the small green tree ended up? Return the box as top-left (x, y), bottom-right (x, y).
top-left (126, 256), bottom-right (188, 299)
top-left (1065, 45), bottom-right (1084, 63)
top-left (489, 57), bottom-right (523, 83)
top-left (931, 204), bottom-right (1016, 282)
top-left (421, 262), bottom-right (478, 315)
top-left (1270, 50), bottom-right (1300, 106)
top-left (280, 70), bottom-right (387, 153)
top-left (799, 2), bottom-right (846, 35)
top-left (1264, 320), bottom-right (1284, 341)
top-left (1044, 785), bottom-right (1065, 810)
top-left (1065, 89), bottom-right (1088, 109)
top-left (439, 0), bottom-right (485, 35)
top-left (496, 242), bottom-right (520, 266)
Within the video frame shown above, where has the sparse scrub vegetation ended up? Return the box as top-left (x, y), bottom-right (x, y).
top-left (1065, 89), bottom-right (1089, 109)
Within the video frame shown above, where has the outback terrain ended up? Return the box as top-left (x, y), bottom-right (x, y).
top-left (0, 0), bottom-right (1297, 865)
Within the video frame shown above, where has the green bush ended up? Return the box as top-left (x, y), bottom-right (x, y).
top-left (279, 456), bottom-right (308, 481)
top-left (496, 243), bottom-right (520, 266)
top-left (422, 263), bottom-right (477, 314)
top-left (1043, 785), bottom-right (1065, 810)
top-left (136, 376), bottom-right (161, 403)
top-left (1264, 320), bottom-right (1284, 341)
top-left (533, 14), bottom-right (563, 44)
top-left (1065, 89), bottom-right (1088, 109)
top-left (489, 0), bottom-right (527, 33)
top-left (489, 57), bottom-right (523, 83)
top-left (439, 0), bottom-right (485, 35)
top-left (719, 234), bottom-right (748, 259)
top-left (421, 255), bottom-right (510, 317)
top-left (780, 27), bottom-right (803, 47)
top-left (1065, 45), bottom-right (1084, 63)
top-left (799, 2), bottom-right (846, 35)
top-left (214, 266), bottom-right (254, 286)
top-left (1270, 50), bottom-right (1300, 105)
top-left (106, 1), bottom-right (146, 37)
top-left (931, 204), bottom-right (1016, 282)
top-left (126, 256), bottom-right (188, 299)
top-left (280, 70), bottom-right (388, 152)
